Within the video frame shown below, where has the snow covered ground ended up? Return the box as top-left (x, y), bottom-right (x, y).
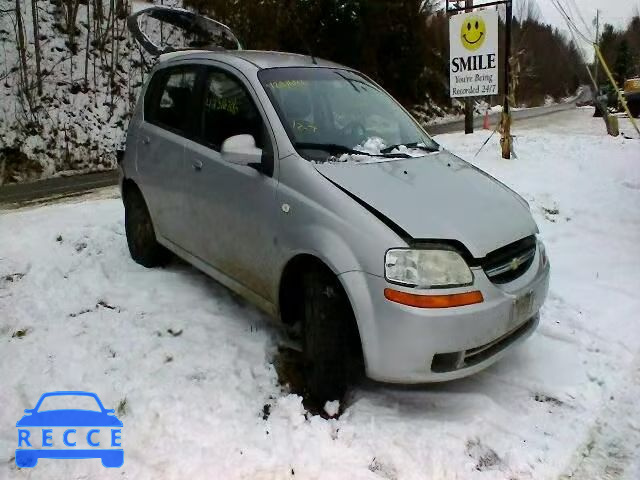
top-left (1, 108), bottom-right (639, 479)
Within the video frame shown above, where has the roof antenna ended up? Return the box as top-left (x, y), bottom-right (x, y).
top-left (288, 11), bottom-right (317, 64)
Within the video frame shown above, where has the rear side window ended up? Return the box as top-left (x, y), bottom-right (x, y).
top-left (145, 67), bottom-right (197, 136)
top-left (201, 70), bottom-right (264, 150)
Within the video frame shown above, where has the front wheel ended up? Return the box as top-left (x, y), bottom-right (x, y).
top-left (303, 268), bottom-right (354, 403)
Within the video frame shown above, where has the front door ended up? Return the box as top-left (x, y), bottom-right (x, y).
top-left (182, 65), bottom-right (280, 303)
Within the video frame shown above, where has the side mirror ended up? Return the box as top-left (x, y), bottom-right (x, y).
top-left (221, 134), bottom-right (263, 170)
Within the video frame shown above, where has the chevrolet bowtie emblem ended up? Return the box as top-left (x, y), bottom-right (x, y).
top-left (510, 257), bottom-right (521, 271)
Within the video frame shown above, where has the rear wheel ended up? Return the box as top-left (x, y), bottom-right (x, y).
top-left (124, 186), bottom-right (169, 268)
top-left (628, 101), bottom-right (640, 118)
top-left (302, 267), bottom-right (354, 403)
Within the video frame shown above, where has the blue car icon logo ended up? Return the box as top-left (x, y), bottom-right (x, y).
top-left (16, 391), bottom-right (123, 468)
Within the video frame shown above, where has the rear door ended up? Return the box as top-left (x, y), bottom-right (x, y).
top-left (181, 64), bottom-right (280, 303)
top-left (136, 65), bottom-right (199, 247)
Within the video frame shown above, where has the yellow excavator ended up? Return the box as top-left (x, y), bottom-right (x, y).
top-left (623, 77), bottom-right (640, 118)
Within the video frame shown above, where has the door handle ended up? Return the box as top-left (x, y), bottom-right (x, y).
top-left (141, 136), bottom-right (151, 145)
top-left (192, 160), bottom-right (203, 171)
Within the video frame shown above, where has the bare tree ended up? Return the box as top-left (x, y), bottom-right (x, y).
top-left (31, 0), bottom-right (43, 95)
top-left (85, 0), bottom-right (90, 89)
top-left (14, 0), bottom-right (31, 107)
top-left (62, 0), bottom-right (81, 82)
top-left (109, 0), bottom-right (115, 110)
top-left (62, 0), bottom-right (81, 37)
top-left (94, 0), bottom-right (103, 23)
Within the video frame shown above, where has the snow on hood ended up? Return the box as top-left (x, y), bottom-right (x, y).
top-left (330, 137), bottom-right (439, 164)
top-left (315, 150), bottom-right (538, 257)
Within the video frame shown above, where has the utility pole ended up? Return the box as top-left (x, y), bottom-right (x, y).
top-left (594, 10), bottom-right (599, 87)
top-left (500, 0), bottom-right (512, 159)
top-left (592, 9), bottom-right (608, 121)
top-left (464, 0), bottom-right (474, 134)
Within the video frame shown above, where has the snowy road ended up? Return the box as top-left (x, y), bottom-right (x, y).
top-left (1, 109), bottom-right (639, 479)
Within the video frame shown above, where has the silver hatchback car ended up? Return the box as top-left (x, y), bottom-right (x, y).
top-left (120, 22), bottom-right (549, 401)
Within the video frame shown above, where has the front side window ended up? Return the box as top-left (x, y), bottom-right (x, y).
top-left (201, 70), bottom-right (265, 151)
top-left (146, 68), bottom-right (197, 135)
top-left (259, 67), bottom-right (439, 162)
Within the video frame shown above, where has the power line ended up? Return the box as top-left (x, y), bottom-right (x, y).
top-left (550, 0), bottom-right (594, 45)
top-left (565, 0), bottom-right (594, 39)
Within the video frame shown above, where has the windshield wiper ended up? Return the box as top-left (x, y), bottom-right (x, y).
top-left (380, 142), bottom-right (440, 154)
top-left (294, 142), bottom-right (410, 158)
top-left (294, 142), bottom-right (373, 156)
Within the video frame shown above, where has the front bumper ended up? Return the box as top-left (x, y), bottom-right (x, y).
top-left (340, 246), bottom-right (550, 383)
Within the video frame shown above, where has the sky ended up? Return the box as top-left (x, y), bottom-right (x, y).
top-left (442, 0), bottom-right (639, 61)
top-left (534, 0), bottom-right (639, 36)
top-left (443, 1), bottom-right (639, 37)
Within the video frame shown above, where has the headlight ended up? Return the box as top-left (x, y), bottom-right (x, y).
top-left (538, 239), bottom-right (549, 268)
top-left (385, 249), bottom-right (473, 288)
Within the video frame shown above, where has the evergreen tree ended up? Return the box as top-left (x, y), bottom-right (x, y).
top-left (614, 38), bottom-right (631, 84)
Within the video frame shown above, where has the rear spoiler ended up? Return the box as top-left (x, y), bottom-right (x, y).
top-left (127, 5), bottom-right (242, 56)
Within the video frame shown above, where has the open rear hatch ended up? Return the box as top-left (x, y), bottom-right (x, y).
top-left (127, 5), bottom-right (242, 56)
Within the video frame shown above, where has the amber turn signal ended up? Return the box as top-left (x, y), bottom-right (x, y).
top-left (384, 288), bottom-right (484, 308)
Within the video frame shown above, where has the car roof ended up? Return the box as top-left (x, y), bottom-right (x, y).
top-left (158, 49), bottom-right (347, 71)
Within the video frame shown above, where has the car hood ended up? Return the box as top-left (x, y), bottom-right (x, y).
top-left (16, 410), bottom-right (123, 427)
top-left (314, 151), bottom-right (537, 257)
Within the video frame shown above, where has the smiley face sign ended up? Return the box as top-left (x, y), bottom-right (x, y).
top-left (449, 10), bottom-right (499, 98)
top-left (460, 16), bottom-right (486, 51)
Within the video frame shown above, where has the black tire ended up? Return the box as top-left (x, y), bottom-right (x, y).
top-left (302, 267), bottom-right (353, 403)
top-left (629, 101), bottom-right (640, 119)
top-left (124, 186), bottom-right (169, 268)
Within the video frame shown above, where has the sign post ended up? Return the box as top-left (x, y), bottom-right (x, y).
top-left (447, 0), bottom-right (512, 158)
top-left (464, 0), bottom-right (474, 135)
top-left (500, 0), bottom-right (513, 159)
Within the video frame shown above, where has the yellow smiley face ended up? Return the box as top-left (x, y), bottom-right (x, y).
top-left (461, 16), bottom-right (486, 51)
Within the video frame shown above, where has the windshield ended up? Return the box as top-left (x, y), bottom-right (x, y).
top-left (258, 67), bottom-right (439, 162)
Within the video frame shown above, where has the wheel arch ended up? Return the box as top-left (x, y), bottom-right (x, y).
top-left (121, 177), bottom-right (157, 225)
top-left (120, 177), bottom-right (141, 203)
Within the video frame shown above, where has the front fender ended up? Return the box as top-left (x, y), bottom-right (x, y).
top-left (281, 224), bottom-right (363, 276)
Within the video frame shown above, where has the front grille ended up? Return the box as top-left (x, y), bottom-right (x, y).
top-left (431, 316), bottom-right (538, 373)
top-left (482, 235), bottom-right (536, 284)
